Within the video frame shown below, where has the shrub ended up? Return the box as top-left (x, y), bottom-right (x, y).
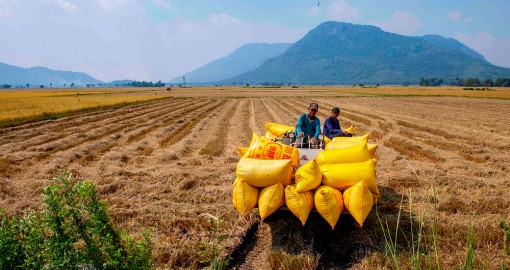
top-left (0, 170), bottom-right (153, 269)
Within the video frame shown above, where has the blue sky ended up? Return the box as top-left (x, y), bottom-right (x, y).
top-left (1, 0), bottom-right (509, 82)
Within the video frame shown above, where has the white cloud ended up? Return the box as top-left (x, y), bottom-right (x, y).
top-left (152, 0), bottom-right (173, 11)
top-left (463, 17), bottom-right (473, 23)
top-left (449, 11), bottom-right (461, 22)
top-left (309, 6), bottom-right (321, 17)
top-left (454, 31), bottom-right (510, 68)
top-left (368, 10), bottom-right (422, 35)
top-left (326, 0), bottom-right (362, 22)
top-left (0, 9), bottom-right (12, 17)
top-left (98, 0), bottom-right (129, 10)
top-left (53, 0), bottom-right (79, 11)
top-left (207, 13), bottom-right (241, 27)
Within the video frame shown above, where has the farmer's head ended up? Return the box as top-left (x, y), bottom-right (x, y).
top-left (331, 107), bottom-right (340, 118)
top-left (309, 102), bottom-right (319, 116)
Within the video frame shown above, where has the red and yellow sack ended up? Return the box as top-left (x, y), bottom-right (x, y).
top-left (243, 136), bottom-right (299, 167)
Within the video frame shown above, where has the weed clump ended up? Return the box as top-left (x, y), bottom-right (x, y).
top-left (0, 170), bottom-right (153, 269)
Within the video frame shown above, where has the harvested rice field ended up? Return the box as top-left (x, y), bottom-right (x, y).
top-left (0, 86), bottom-right (509, 269)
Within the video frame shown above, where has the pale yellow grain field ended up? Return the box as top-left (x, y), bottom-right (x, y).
top-left (0, 87), bottom-right (171, 124)
top-left (0, 86), bottom-right (509, 269)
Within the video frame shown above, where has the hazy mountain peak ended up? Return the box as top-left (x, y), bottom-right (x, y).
top-left (171, 42), bottom-right (291, 84)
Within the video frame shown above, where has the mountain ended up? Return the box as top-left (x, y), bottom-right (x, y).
top-left (420, 34), bottom-right (486, 62)
top-left (0, 62), bottom-right (102, 87)
top-left (223, 22), bottom-right (510, 85)
top-left (171, 43), bottom-right (291, 84)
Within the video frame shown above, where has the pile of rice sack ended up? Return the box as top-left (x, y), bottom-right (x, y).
top-left (233, 122), bottom-right (379, 228)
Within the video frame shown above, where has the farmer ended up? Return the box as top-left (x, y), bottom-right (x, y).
top-left (323, 107), bottom-right (352, 139)
top-left (295, 102), bottom-right (321, 146)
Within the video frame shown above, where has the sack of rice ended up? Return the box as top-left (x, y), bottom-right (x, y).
top-left (314, 185), bottom-right (344, 230)
top-left (317, 141), bottom-right (371, 165)
top-left (295, 159), bottom-right (322, 192)
top-left (321, 159), bottom-right (380, 196)
top-left (343, 181), bottom-right (374, 227)
top-left (232, 179), bottom-right (259, 216)
top-left (243, 136), bottom-right (299, 167)
top-left (236, 158), bottom-right (292, 187)
top-left (285, 185), bottom-right (314, 225)
top-left (258, 182), bottom-right (285, 221)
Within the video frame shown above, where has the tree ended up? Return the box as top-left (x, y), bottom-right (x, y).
top-left (483, 78), bottom-right (494, 87)
top-left (495, 77), bottom-right (510, 87)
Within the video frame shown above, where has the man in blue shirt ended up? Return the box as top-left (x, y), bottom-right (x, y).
top-left (296, 102), bottom-right (321, 145)
top-left (323, 107), bottom-right (352, 139)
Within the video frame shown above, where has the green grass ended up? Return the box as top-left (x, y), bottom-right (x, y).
top-left (375, 186), bottom-right (507, 270)
top-left (0, 170), bottom-right (153, 269)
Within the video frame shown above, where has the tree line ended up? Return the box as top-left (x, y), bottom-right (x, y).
top-left (420, 77), bottom-right (510, 87)
top-left (122, 80), bottom-right (166, 87)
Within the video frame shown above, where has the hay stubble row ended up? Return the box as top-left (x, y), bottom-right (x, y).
top-left (1, 88), bottom-right (509, 269)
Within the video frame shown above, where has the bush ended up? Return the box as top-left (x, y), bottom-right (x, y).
top-left (0, 170), bottom-right (153, 269)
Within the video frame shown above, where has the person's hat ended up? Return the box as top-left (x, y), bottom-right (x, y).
top-left (331, 107), bottom-right (340, 113)
top-left (309, 102), bottom-right (319, 110)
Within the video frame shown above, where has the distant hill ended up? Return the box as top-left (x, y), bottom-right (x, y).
top-left (223, 22), bottom-right (510, 85)
top-left (420, 34), bottom-right (487, 62)
top-left (170, 43), bottom-right (291, 84)
top-left (0, 62), bottom-right (102, 87)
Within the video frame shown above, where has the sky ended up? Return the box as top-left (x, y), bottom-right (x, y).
top-left (1, 0), bottom-right (509, 82)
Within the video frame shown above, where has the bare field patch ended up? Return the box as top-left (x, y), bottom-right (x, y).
top-left (0, 87), bottom-right (509, 269)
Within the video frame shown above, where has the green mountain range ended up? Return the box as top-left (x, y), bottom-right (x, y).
top-left (0, 62), bottom-right (102, 87)
top-left (221, 22), bottom-right (510, 85)
top-left (171, 43), bottom-right (291, 84)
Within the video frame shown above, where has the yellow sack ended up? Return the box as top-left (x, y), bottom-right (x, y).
top-left (314, 185), bottom-right (344, 230)
top-left (321, 159), bottom-right (380, 195)
top-left (295, 159), bottom-right (322, 192)
top-left (236, 158), bottom-right (292, 187)
top-left (232, 179), bottom-right (260, 216)
top-left (249, 131), bottom-right (258, 147)
top-left (265, 122), bottom-right (295, 138)
top-left (237, 147), bottom-right (249, 157)
top-left (317, 141), bottom-right (371, 165)
top-left (324, 136), bottom-right (332, 147)
top-left (258, 182), bottom-right (285, 221)
top-left (285, 185), bottom-right (314, 225)
top-left (343, 181), bottom-right (373, 226)
top-left (367, 143), bottom-right (377, 158)
top-left (331, 133), bottom-right (370, 143)
top-left (244, 136), bottom-right (300, 167)
top-left (344, 125), bottom-right (355, 135)
top-left (325, 134), bottom-right (369, 151)
top-left (264, 131), bottom-right (277, 140)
